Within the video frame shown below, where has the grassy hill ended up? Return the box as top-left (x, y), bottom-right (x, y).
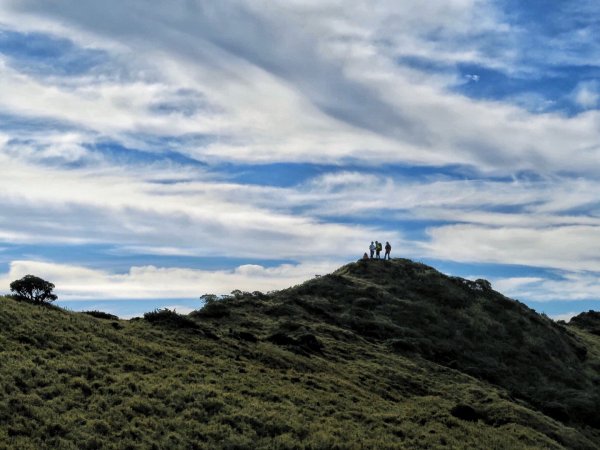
top-left (1, 258), bottom-right (599, 449)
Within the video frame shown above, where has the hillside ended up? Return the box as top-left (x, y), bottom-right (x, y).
top-left (1, 258), bottom-right (599, 449)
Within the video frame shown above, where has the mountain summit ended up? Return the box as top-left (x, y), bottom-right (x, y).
top-left (204, 259), bottom-right (600, 426)
top-left (1, 258), bottom-right (599, 449)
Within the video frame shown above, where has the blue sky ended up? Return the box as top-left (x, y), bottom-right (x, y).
top-left (0, 0), bottom-right (598, 319)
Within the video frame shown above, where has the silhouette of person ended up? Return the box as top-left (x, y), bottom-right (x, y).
top-left (369, 241), bottom-right (375, 259)
top-left (384, 241), bottom-right (391, 260)
top-left (375, 241), bottom-right (382, 259)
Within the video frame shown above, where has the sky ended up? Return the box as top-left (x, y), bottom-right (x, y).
top-left (0, 0), bottom-right (599, 319)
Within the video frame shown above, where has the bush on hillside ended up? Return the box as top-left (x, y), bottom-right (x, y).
top-left (82, 311), bottom-right (119, 321)
top-left (569, 310), bottom-right (600, 336)
top-left (9, 275), bottom-right (57, 304)
top-left (200, 294), bottom-right (219, 304)
top-left (143, 309), bottom-right (198, 329)
top-left (267, 332), bottom-right (323, 355)
top-left (192, 300), bottom-right (230, 319)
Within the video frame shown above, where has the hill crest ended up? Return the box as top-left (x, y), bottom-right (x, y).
top-left (1, 258), bottom-right (599, 449)
top-left (200, 258), bottom-right (600, 429)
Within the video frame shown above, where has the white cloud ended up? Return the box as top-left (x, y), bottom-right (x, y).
top-left (0, 1), bottom-right (599, 173)
top-left (0, 149), bottom-right (403, 260)
top-left (424, 225), bottom-right (600, 272)
top-left (1, 139), bottom-right (598, 271)
top-left (494, 272), bottom-right (600, 303)
top-left (572, 81), bottom-right (599, 109)
top-left (0, 259), bottom-right (340, 300)
top-left (0, 58), bottom-right (222, 140)
top-left (493, 277), bottom-right (546, 293)
top-left (288, 172), bottom-right (600, 226)
top-left (2, 131), bottom-right (98, 165)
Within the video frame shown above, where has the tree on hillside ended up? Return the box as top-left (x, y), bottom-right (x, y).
top-left (200, 293), bottom-right (219, 304)
top-left (10, 275), bottom-right (58, 304)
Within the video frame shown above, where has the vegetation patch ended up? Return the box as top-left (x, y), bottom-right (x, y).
top-left (570, 311), bottom-right (600, 336)
top-left (143, 308), bottom-right (199, 330)
top-left (1, 259), bottom-right (599, 449)
top-left (82, 310), bottom-right (120, 321)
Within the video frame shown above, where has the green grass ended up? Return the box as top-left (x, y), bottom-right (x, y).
top-left (1, 259), bottom-right (599, 449)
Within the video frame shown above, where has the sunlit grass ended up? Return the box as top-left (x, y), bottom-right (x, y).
top-left (1, 259), bottom-right (599, 449)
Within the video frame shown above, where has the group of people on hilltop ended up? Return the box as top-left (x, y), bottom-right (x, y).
top-left (363, 241), bottom-right (392, 260)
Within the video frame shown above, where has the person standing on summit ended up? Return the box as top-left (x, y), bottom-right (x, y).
top-left (375, 241), bottom-right (382, 259)
top-left (369, 241), bottom-right (375, 259)
top-left (384, 241), bottom-right (392, 260)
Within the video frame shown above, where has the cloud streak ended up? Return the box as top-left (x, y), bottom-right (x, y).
top-left (0, 146), bottom-right (404, 260)
top-left (494, 272), bottom-right (600, 303)
top-left (0, 1), bottom-right (599, 172)
top-left (0, 259), bottom-right (339, 300)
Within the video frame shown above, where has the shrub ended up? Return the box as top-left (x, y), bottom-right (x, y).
top-left (200, 294), bottom-right (219, 304)
top-left (229, 330), bottom-right (258, 343)
top-left (143, 309), bottom-right (198, 329)
top-left (192, 301), bottom-right (230, 319)
top-left (450, 404), bottom-right (482, 422)
top-left (569, 310), bottom-right (600, 335)
top-left (267, 332), bottom-right (323, 354)
top-left (83, 311), bottom-right (119, 321)
top-left (230, 290), bottom-right (244, 299)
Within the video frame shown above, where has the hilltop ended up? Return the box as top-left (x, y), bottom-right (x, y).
top-left (1, 258), bottom-right (599, 449)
